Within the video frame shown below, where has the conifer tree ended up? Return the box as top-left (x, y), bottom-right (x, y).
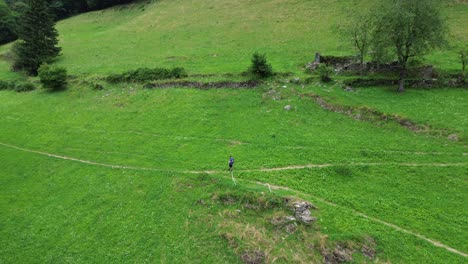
top-left (13, 0), bottom-right (61, 75)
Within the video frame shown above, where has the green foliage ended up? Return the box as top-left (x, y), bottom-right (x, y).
top-left (333, 166), bottom-right (353, 177)
top-left (13, 0), bottom-right (61, 75)
top-left (13, 81), bottom-right (36, 92)
top-left (249, 52), bottom-right (273, 78)
top-left (338, 5), bottom-right (373, 69)
top-left (0, 80), bottom-right (35, 92)
top-left (0, 0), bottom-right (17, 45)
top-left (106, 67), bottom-right (188, 83)
top-left (86, 0), bottom-right (134, 10)
top-left (4, 0), bottom-right (135, 21)
top-left (317, 64), bottom-right (333, 82)
top-left (371, 0), bottom-right (447, 92)
top-left (217, 191), bottom-right (285, 210)
top-left (38, 64), bottom-right (67, 91)
top-left (0, 82), bottom-right (467, 262)
top-left (170, 67), bottom-right (188, 79)
top-left (0, 80), bottom-right (14, 90)
top-left (0, 0), bottom-right (461, 78)
top-left (460, 46), bottom-right (467, 78)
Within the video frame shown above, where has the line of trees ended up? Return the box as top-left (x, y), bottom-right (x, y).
top-left (0, 0), bottom-right (136, 45)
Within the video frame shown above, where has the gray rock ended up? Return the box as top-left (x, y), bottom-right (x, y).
top-left (292, 201), bottom-right (317, 224)
top-left (448, 134), bottom-right (459, 141)
top-left (284, 105), bottom-right (292, 111)
top-left (291, 77), bottom-right (301, 84)
top-left (344, 86), bottom-right (355, 92)
top-left (314, 53), bottom-right (321, 63)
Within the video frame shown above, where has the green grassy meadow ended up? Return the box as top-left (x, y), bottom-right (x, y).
top-left (0, 0), bottom-right (467, 263)
top-left (1, 0), bottom-right (467, 79)
top-left (311, 85), bottom-right (468, 140)
top-left (1, 82), bottom-right (467, 263)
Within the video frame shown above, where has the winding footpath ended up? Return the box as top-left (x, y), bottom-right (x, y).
top-left (0, 141), bottom-right (467, 258)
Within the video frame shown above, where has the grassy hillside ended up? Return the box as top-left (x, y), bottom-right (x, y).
top-left (311, 86), bottom-right (468, 140)
top-left (1, 0), bottom-right (467, 79)
top-left (0, 0), bottom-right (467, 263)
top-left (1, 82), bottom-right (467, 263)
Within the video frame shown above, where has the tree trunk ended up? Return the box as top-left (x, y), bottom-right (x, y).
top-left (360, 54), bottom-right (365, 77)
top-left (398, 67), bottom-right (406, 93)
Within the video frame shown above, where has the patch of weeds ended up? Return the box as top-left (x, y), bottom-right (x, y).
top-left (0, 81), bottom-right (14, 91)
top-left (317, 64), bottom-right (333, 83)
top-left (92, 83), bottom-right (105, 90)
top-left (318, 236), bottom-right (378, 264)
top-left (14, 82), bottom-right (36, 92)
top-left (215, 194), bottom-right (336, 262)
top-left (333, 166), bottom-right (353, 177)
top-left (216, 191), bottom-right (285, 210)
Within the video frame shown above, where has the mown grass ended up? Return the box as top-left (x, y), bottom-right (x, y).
top-left (0, 82), bottom-right (466, 263)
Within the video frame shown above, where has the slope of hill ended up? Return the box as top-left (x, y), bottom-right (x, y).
top-left (0, 0), bottom-right (467, 263)
top-left (0, 82), bottom-right (467, 263)
top-left (1, 0), bottom-right (467, 79)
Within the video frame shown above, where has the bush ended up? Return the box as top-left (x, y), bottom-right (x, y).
top-left (14, 82), bottom-right (36, 92)
top-left (38, 64), bottom-right (68, 91)
top-left (106, 67), bottom-right (188, 83)
top-left (92, 83), bottom-right (105, 90)
top-left (0, 80), bottom-right (14, 91)
top-left (249, 52), bottom-right (273, 78)
top-left (170, 67), bottom-right (188, 78)
top-left (317, 64), bottom-right (333, 82)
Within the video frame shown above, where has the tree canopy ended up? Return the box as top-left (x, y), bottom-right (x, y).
top-left (372, 0), bottom-right (447, 92)
top-left (0, 0), bottom-right (137, 45)
top-left (0, 0), bottom-right (17, 44)
top-left (13, 0), bottom-right (61, 75)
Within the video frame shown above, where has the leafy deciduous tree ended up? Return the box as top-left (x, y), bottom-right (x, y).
top-left (339, 6), bottom-right (373, 75)
top-left (372, 0), bottom-right (447, 92)
top-left (460, 47), bottom-right (467, 79)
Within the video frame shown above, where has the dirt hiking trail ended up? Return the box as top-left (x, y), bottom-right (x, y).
top-left (0, 141), bottom-right (467, 258)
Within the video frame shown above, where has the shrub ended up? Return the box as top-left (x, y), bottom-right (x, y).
top-left (0, 81), bottom-right (14, 91)
top-left (317, 64), bottom-right (333, 82)
top-left (170, 67), bottom-right (188, 78)
top-left (38, 64), bottom-right (68, 91)
top-left (333, 166), bottom-right (353, 177)
top-left (106, 67), bottom-right (188, 83)
top-left (14, 82), bottom-right (36, 92)
top-left (249, 52), bottom-right (273, 78)
top-left (92, 83), bottom-right (105, 90)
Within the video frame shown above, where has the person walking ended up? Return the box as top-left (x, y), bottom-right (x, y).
top-left (228, 156), bottom-right (235, 171)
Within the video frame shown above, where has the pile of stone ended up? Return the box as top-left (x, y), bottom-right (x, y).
top-left (270, 200), bottom-right (317, 234)
top-left (292, 201), bottom-right (317, 224)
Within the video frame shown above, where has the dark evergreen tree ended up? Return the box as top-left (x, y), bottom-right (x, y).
top-left (13, 0), bottom-right (61, 75)
top-left (0, 0), bottom-right (17, 44)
